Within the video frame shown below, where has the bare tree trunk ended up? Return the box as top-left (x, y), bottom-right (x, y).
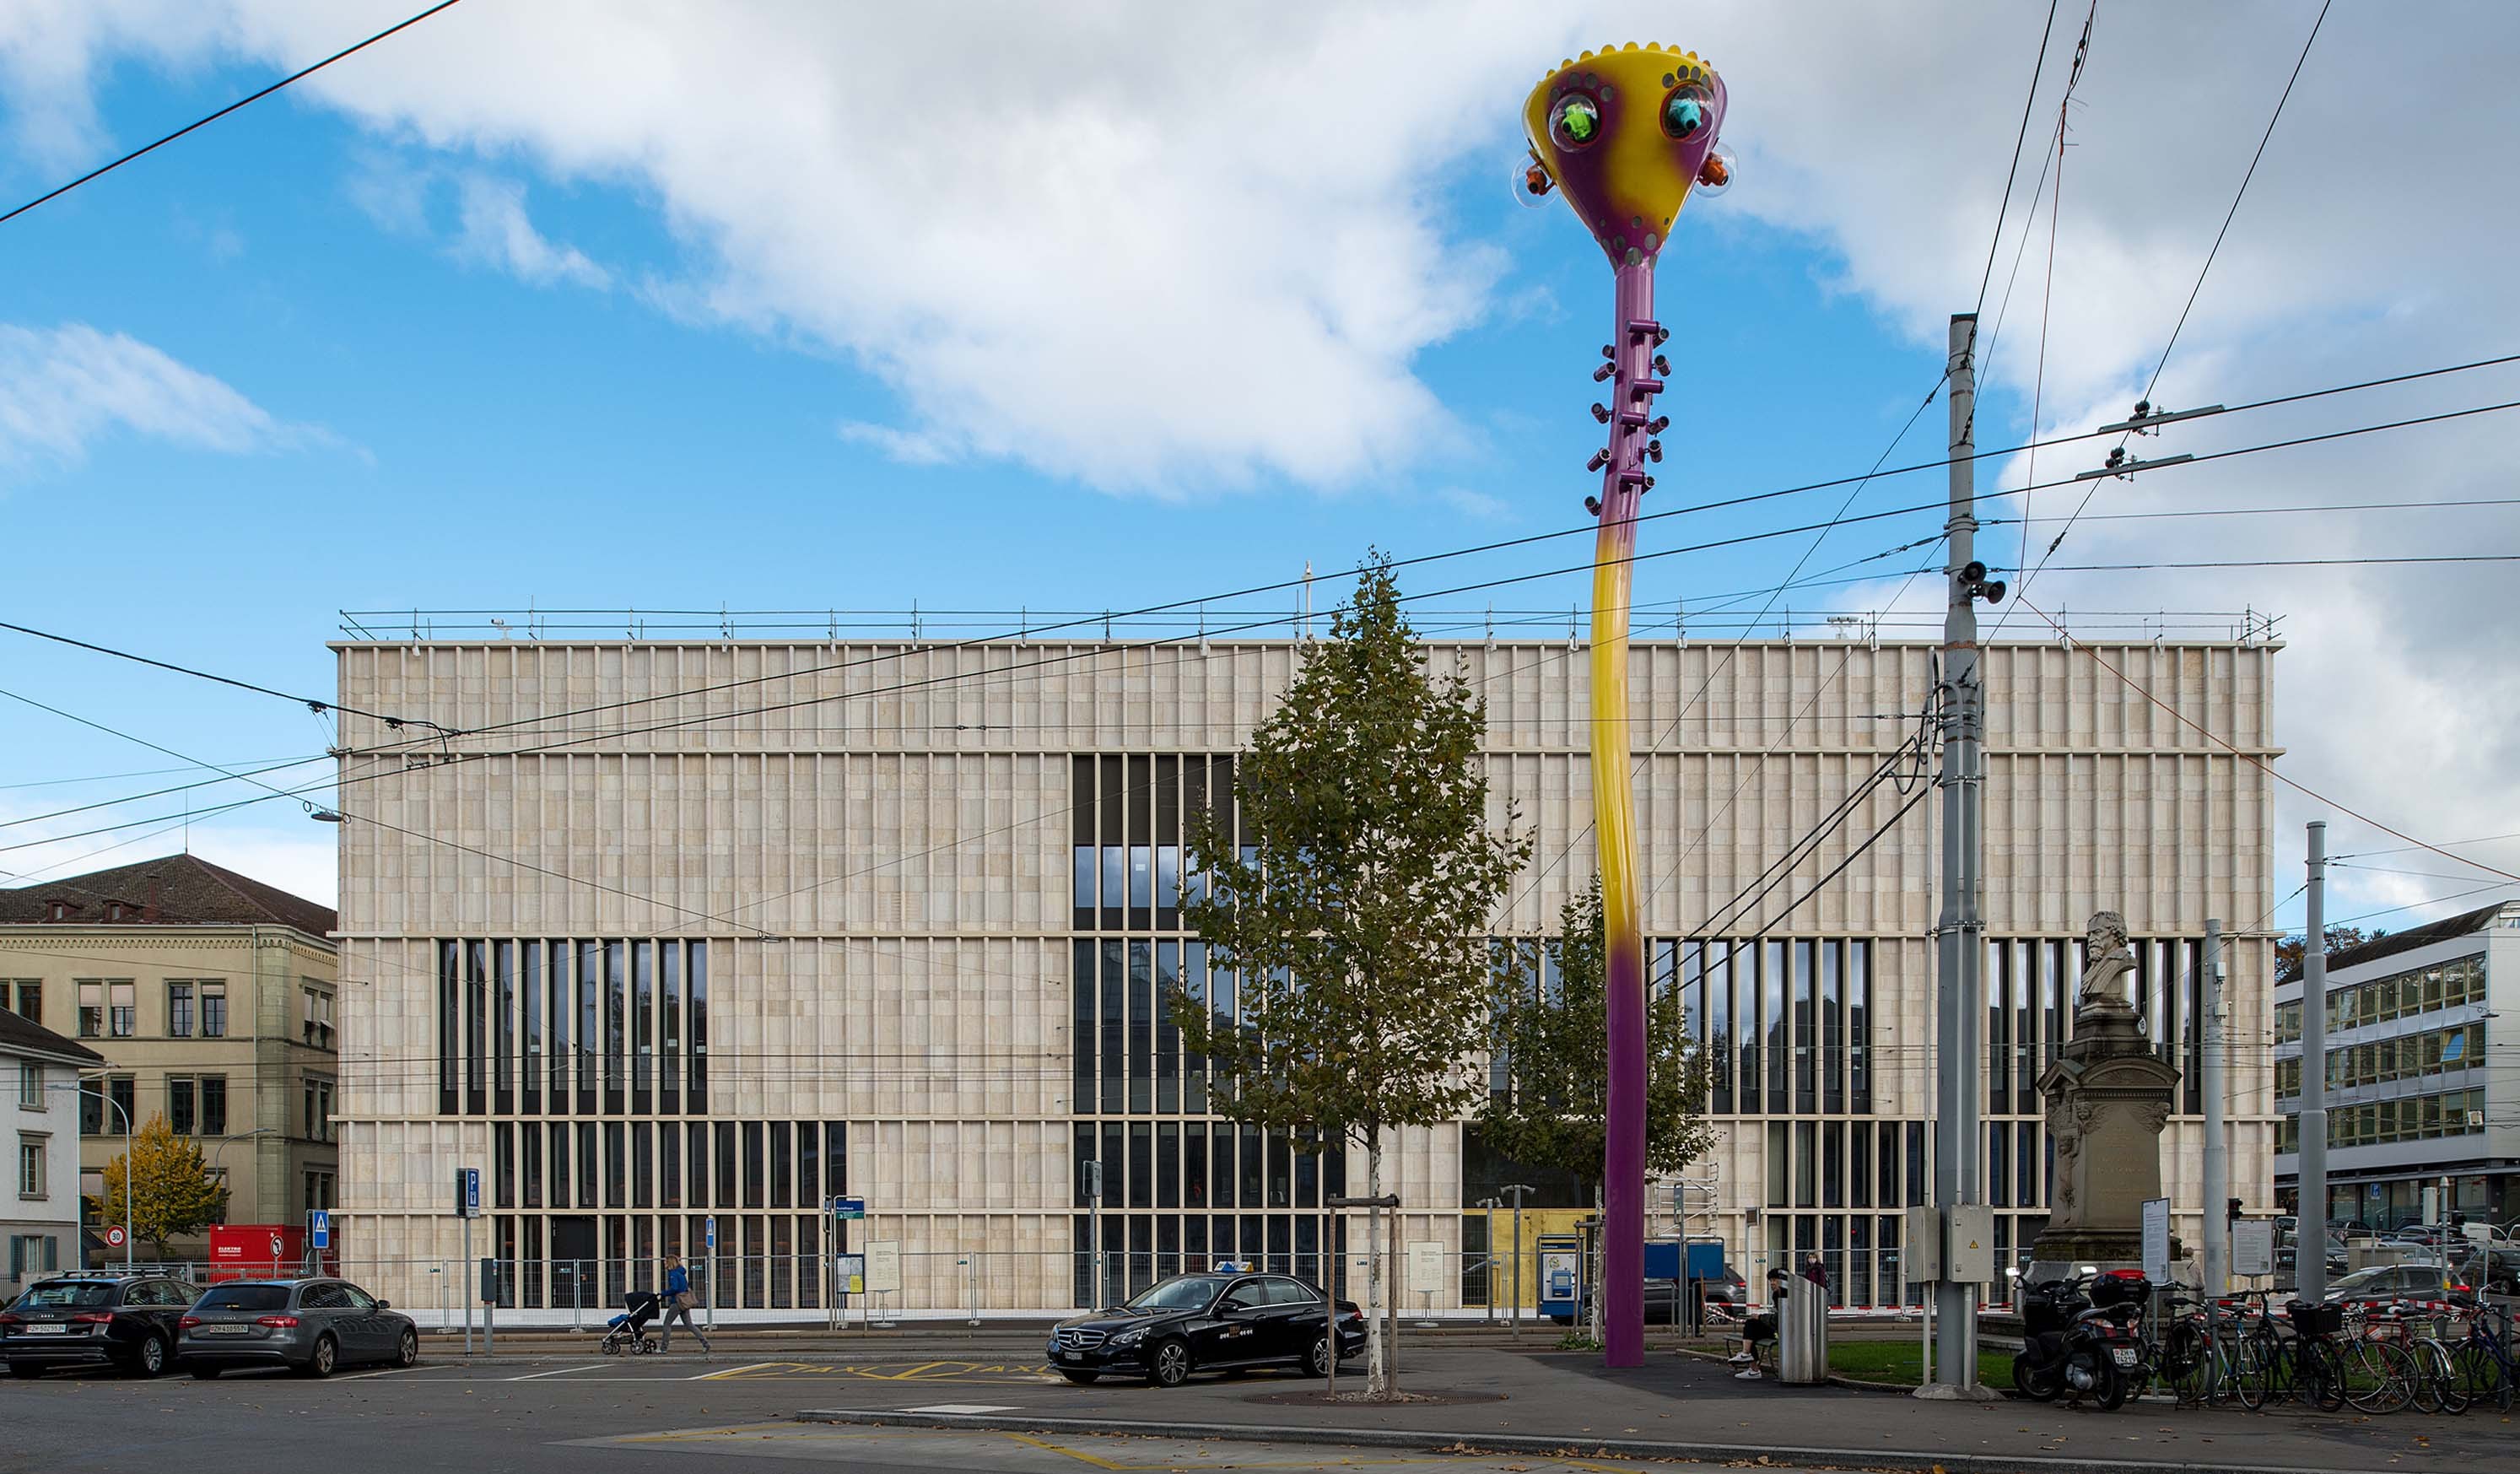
top-left (1365, 1138), bottom-right (1388, 1398)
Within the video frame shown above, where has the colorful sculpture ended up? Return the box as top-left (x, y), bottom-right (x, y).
top-left (1520, 42), bottom-right (1730, 1370)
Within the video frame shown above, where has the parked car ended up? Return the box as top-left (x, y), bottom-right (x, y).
top-left (0, 1273), bottom-right (200, 1379)
top-left (1046, 1272), bottom-right (1363, 1386)
top-left (2320, 1263), bottom-right (2476, 1310)
top-left (175, 1277), bottom-right (417, 1379)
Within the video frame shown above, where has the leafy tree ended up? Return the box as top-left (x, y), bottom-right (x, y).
top-left (1480, 875), bottom-right (1713, 1340)
top-left (99, 1113), bottom-right (228, 1258)
top-left (2275, 924), bottom-right (2385, 984)
top-left (1174, 553), bottom-right (1530, 1398)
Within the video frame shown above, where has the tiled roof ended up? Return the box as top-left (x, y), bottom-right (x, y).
top-left (0, 853), bottom-right (334, 937)
top-left (0, 1006), bottom-right (105, 1066)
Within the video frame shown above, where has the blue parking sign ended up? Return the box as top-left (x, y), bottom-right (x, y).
top-left (705, 1214), bottom-right (717, 1250)
top-left (308, 1210), bottom-right (331, 1250)
top-left (456, 1167), bottom-right (481, 1218)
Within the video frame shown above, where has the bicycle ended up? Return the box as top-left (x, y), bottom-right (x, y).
top-left (2450, 1300), bottom-right (2515, 1413)
top-left (2372, 1299), bottom-right (2467, 1415)
top-left (2222, 1291), bottom-right (2291, 1412)
top-left (2334, 1302), bottom-right (2420, 1415)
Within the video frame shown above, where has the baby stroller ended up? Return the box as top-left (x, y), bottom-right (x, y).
top-left (602, 1290), bottom-right (662, 1355)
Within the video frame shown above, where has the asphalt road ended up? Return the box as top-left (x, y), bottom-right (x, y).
top-left (0, 1347), bottom-right (2507, 1474)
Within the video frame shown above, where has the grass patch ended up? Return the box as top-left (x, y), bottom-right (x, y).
top-left (1827, 1341), bottom-right (2015, 1389)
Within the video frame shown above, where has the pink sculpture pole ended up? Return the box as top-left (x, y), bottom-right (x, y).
top-left (1522, 42), bottom-right (1729, 1369)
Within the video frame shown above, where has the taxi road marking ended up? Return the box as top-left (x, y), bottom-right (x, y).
top-left (693, 1359), bottom-right (1057, 1381)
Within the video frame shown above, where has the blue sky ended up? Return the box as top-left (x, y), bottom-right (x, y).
top-left (2, 1), bottom-right (2514, 925)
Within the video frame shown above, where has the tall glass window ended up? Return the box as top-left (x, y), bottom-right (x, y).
top-left (604, 941), bottom-right (626, 1115)
top-left (660, 942), bottom-right (680, 1115)
top-left (494, 941), bottom-right (515, 1115)
top-left (632, 941), bottom-right (654, 1115)
top-left (466, 942), bottom-right (488, 1115)
top-left (688, 942), bottom-right (709, 1112)
top-left (521, 942), bottom-right (542, 1115)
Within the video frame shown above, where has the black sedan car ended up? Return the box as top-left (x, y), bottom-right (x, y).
top-left (175, 1277), bottom-right (418, 1379)
top-left (1047, 1272), bottom-right (1364, 1386)
top-left (0, 1273), bottom-right (199, 1378)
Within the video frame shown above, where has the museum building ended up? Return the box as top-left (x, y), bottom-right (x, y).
top-left (327, 632), bottom-right (2279, 1320)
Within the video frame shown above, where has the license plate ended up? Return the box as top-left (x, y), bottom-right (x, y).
top-left (2111, 1347), bottom-right (2138, 1367)
top-left (198, 1325), bottom-right (251, 1336)
top-left (21, 1324), bottom-right (64, 1336)
top-left (1055, 1349), bottom-right (1073, 1360)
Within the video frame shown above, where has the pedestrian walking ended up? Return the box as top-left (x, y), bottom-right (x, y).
top-left (659, 1252), bottom-right (711, 1353)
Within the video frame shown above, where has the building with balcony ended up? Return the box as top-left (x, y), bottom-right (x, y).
top-left (2274, 899), bottom-right (2520, 1228)
top-left (329, 631), bottom-right (2279, 1321)
top-left (0, 855), bottom-right (342, 1260)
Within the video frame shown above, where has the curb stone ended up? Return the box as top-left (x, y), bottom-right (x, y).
top-left (790, 1407), bottom-right (2409, 1474)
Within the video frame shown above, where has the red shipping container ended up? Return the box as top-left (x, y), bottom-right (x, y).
top-left (206, 1224), bottom-right (337, 1282)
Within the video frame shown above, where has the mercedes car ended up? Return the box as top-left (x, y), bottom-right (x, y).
top-left (1047, 1272), bottom-right (1365, 1386)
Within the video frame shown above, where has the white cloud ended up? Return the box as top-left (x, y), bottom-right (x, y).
top-left (0, 321), bottom-right (295, 469)
top-left (8, 2), bottom-right (2516, 922)
top-left (451, 173), bottom-right (609, 289)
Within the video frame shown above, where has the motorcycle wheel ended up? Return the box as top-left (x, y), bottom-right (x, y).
top-left (2013, 1352), bottom-right (2062, 1401)
top-left (2093, 1357), bottom-right (2129, 1411)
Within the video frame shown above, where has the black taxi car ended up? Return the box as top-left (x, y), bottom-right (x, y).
top-left (1047, 1272), bottom-right (1365, 1386)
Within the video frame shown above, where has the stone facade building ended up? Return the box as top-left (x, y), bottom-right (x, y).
top-left (2, 1009), bottom-right (103, 1293)
top-left (0, 854), bottom-right (342, 1260)
top-left (330, 634), bottom-right (2277, 1321)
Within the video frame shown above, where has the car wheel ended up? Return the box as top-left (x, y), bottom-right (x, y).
top-left (1147, 1340), bottom-right (1192, 1388)
top-left (396, 1329), bottom-right (419, 1369)
top-left (189, 1367), bottom-right (222, 1380)
top-left (1060, 1370), bottom-right (1100, 1385)
top-left (299, 1335), bottom-right (337, 1380)
top-left (8, 1363), bottom-right (42, 1380)
top-left (130, 1334), bottom-right (169, 1378)
top-left (1303, 1336), bottom-right (1330, 1378)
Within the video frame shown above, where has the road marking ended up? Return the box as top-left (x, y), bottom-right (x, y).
top-left (901, 1402), bottom-right (1022, 1414)
top-left (334, 1364), bottom-right (441, 1381)
top-left (996, 1434), bottom-right (1457, 1472)
top-left (692, 1361), bottom-right (793, 1380)
top-left (508, 1362), bottom-right (612, 1380)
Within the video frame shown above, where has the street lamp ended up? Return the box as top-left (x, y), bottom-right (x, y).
top-left (51, 1077), bottom-right (132, 1271)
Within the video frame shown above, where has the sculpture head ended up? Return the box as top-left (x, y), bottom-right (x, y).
top-left (1519, 42), bottom-right (1729, 267)
top-left (2085, 910), bottom-right (2130, 956)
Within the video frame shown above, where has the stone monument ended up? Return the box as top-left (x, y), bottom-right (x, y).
top-left (2026, 911), bottom-right (2182, 1281)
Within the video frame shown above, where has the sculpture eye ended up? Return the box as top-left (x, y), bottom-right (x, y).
top-left (1551, 94), bottom-right (1601, 148)
top-left (1661, 84), bottom-right (1713, 141)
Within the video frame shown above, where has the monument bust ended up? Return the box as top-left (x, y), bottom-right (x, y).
top-left (2027, 909), bottom-right (2183, 1280)
top-left (2075, 910), bottom-right (2137, 1018)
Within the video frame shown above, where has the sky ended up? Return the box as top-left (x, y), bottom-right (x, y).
top-left (0, 0), bottom-right (2513, 931)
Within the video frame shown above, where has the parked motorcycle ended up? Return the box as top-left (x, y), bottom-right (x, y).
top-left (2013, 1270), bottom-right (2150, 1410)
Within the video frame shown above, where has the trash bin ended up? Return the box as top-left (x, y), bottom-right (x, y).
top-left (1779, 1283), bottom-right (1829, 1384)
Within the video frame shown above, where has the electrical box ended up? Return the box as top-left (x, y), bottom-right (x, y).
top-left (1903, 1204), bottom-right (1943, 1282)
top-left (1947, 1204), bottom-right (1996, 1283)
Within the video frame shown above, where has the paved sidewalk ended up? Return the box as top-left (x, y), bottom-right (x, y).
top-left (796, 1346), bottom-right (2512, 1474)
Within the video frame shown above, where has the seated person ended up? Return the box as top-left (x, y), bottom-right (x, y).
top-left (1729, 1267), bottom-right (1792, 1380)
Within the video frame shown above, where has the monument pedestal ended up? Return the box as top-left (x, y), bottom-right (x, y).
top-left (2026, 1001), bottom-right (2179, 1283)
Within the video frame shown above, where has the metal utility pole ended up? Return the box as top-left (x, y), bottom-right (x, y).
top-left (1086, 1159), bottom-right (1105, 1308)
top-left (2202, 917), bottom-right (2229, 1299)
top-left (1503, 1183), bottom-right (1534, 1338)
top-left (2297, 822), bottom-right (2330, 1303)
top-left (1930, 312), bottom-right (1988, 1392)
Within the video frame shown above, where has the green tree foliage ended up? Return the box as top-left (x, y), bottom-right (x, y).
top-left (1479, 874), bottom-right (1714, 1196)
top-left (2274, 924), bottom-right (2384, 984)
top-left (1173, 553), bottom-right (1530, 1396)
top-left (99, 1113), bottom-right (228, 1258)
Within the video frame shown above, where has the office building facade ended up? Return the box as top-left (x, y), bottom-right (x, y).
top-left (332, 634), bottom-right (2277, 1320)
top-left (2274, 899), bottom-right (2519, 1228)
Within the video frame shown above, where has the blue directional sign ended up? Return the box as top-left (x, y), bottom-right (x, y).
top-left (456, 1168), bottom-right (481, 1219)
top-left (830, 1196), bottom-right (866, 1220)
top-left (307, 1210), bottom-right (332, 1250)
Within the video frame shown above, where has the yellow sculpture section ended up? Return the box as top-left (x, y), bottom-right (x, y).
top-left (1519, 42), bottom-right (1722, 257)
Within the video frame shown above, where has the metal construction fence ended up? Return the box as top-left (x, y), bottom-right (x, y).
top-left (55, 1245), bottom-right (2136, 1331)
